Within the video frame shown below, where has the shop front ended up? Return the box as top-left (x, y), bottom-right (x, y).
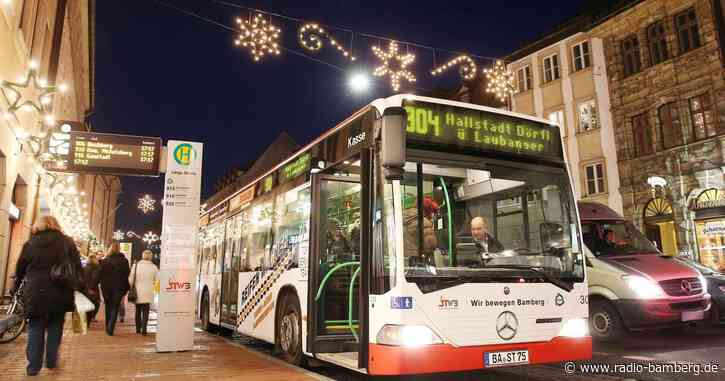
top-left (691, 189), bottom-right (725, 273)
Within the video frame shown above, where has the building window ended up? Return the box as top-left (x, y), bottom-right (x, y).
top-left (647, 20), bottom-right (669, 65)
top-left (543, 54), bottom-right (560, 83)
top-left (689, 93), bottom-right (716, 140)
top-left (622, 35), bottom-right (641, 76)
top-left (675, 8), bottom-right (701, 54)
top-left (516, 66), bottom-right (532, 92)
top-left (658, 102), bottom-right (683, 149)
top-left (572, 41), bottom-right (591, 71)
top-left (632, 113), bottom-right (653, 157)
top-left (548, 110), bottom-right (565, 136)
top-left (578, 100), bottom-right (598, 132)
top-left (585, 163), bottom-right (605, 195)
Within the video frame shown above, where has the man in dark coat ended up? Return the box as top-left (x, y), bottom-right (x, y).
top-left (99, 242), bottom-right (130, 335)
top-left (14, 216), bottom-right (82, 376)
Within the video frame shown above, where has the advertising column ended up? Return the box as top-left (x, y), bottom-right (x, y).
top-left (156, 141), bottom-right (203, 352)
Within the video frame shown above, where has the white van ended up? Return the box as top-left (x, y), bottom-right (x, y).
top-left (578, 202), bottom-right (711, 340)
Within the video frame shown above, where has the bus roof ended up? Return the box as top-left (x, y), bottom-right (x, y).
top-left (201, 94), bottom-right (561, 217)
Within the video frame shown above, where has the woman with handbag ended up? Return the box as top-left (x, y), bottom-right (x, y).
top-left (13, 215), bottom-right (83, 376)
top-left (128, 250), bottom-right (158, 335)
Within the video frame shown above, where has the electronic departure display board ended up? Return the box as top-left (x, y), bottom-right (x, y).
top-left (403, 101), bottom-right (563, 162)
top-left (67, 131), bottom-right (162, 176)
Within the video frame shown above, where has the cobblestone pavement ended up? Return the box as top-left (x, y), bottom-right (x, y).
top-left (0, 303), bottom-right (325, 381)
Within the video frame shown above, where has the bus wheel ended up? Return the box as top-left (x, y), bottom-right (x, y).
top-left (201, 291), bottom-right (212, 332)
top-left (277, 293), bottom-right (302, 365)
top-left (589, 300), bottom-right (623, 341)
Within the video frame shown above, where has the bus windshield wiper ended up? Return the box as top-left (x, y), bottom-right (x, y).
top-left (482, 264), bottom-right (574, 292)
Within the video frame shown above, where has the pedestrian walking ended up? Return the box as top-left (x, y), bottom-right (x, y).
top-left (99, 242), bottom-right (130, 336)
top-left (129, 250), bottom-right (158, 335)
top-left (12, 215), bottom-right (83, 376)
top-left (82, 254), bottom-right (102, 326)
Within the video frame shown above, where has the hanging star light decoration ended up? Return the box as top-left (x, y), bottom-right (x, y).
top-left (138, 194), bottom-right (156, 214)
top-left (1, 60), bottom-right (67, 125)
top-left (143, 231), bottom-right (160, 245)
top-left (234, 13), bottom-right (281, 62)
top-left (113, 230), bottom-right (125, 241)
top-left (431, 55), bottom-right (477, 80)
top-left (371, 40), bottom-right (416, 91)
top-left (483, 60), bottom-right (516, 102)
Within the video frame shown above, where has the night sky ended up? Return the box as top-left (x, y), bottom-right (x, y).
top-left (92, 0), bottom-right (584, 235)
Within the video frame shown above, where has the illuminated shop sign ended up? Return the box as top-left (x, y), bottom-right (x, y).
top-left (279, 153), bottom-right (311, 184)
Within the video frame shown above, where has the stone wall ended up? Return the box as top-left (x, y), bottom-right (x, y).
top-left (590, 0), bottom-right (725, 253)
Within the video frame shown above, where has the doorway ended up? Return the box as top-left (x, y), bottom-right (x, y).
top-left (643, 198), bottom-right (677, 256)
top-left (307, 153), bottom-right (371, 370)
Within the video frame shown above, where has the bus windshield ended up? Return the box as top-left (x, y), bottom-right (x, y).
top-left (381, 157), bottom-right (584, 286)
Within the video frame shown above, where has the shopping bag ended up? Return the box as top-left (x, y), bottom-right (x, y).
top-left (71, 310), bottom-right (87, 335)
top-left (74, 291), bottom-right (95, 314)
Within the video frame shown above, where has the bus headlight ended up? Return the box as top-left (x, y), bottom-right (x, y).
top-left (376, 324), bottom-right (443, 347)
top-left (623, 275), bottom-right (665, 299)
top-left (558, 318), bottom-right (589, 338)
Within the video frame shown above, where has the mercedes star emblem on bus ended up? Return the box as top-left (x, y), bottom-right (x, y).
top-left (496, 311), bottom-right (519, 340)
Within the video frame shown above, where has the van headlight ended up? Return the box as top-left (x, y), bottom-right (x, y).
top-left (558, 318), bottom-right (589, 338)
top-left (376, 324), bottom-right (443, 347)
top-left (622, 275), bottom-right (665, 299)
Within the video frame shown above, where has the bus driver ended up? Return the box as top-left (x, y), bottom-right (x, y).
top-left (470, 216), bottom-right (504, 254)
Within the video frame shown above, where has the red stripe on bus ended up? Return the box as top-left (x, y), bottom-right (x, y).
top-left (368, 336), bottom-right (592, 375)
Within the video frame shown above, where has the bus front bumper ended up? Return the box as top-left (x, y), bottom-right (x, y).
top-left (368, 336), bottom-right (592, 376)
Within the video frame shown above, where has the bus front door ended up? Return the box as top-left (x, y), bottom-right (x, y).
top-left (308, 153), bottom-right (371, 371)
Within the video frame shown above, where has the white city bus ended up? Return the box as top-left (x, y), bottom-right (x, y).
top-left (195, 94), bottom-right (591, 375)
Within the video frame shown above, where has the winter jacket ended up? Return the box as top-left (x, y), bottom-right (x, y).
top-left (14, 230), bottom-right (82, 317)
top-left (83, 262), bottom-right (102, 301)
top-left (128, 260), bottom-right (158, 304)
top-left (99, 252), bottom-right (130, 297)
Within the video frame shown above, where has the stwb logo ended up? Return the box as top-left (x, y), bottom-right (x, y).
top-left (165, 279), bottom-right (191, 292)
top-left (437, 296), bottom-right (459, 310)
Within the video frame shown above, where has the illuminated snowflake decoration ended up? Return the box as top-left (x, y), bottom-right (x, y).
top-left (1, 60), bottom-right (67, 125)
top-left (126, 231), bottom-right (140, 239)
top-left (234, 13), bottom-right (281, 62)
top-left (484, 60), bottom-right (516, 102)
top-left (371, 40), bottom-right (416, 91)
top-left (142, 231), bottom-right (159, 245)
top-left (113, 230), bottom-right (125, 241)
top-left (137, 194), bottom-right (156, 214)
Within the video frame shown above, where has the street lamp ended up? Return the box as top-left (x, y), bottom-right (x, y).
top-left (348, 72), bottom-right (370, 93)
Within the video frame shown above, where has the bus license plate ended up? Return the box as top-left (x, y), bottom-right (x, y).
top-left (484, 350), bottom-right (529, 367)
top-left (682, 310), bottom-right (704, 322)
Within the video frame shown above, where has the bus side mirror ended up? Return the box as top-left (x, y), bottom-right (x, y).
top-left (381, 107), bottom-right (406, 180)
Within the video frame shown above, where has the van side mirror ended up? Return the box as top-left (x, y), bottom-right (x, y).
top-left (380, 107), bottom-right (406, 180)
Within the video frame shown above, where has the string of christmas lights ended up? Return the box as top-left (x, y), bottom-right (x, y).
top-left (484, 60), bottom-right (516, 102)
top-left (298, 23), bottom-right (355, 60)
top-left (431, 55), bottom-right (477, 80)
top-left (235, 13), bottom-right (281, 61)
top-left (372, 40), bottom-right (416, 91)
top-left (162, 1), bottom-right (517, 94)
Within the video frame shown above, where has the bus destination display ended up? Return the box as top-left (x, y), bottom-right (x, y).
top-left (68, 131), bottom-right (161, 176)
top-left (403, 101), bottom-right (562, 162)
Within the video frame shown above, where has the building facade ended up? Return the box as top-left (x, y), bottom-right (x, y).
top-left (506, 29), bottom-right (625, 216)
top-left (589, 0), bottom-right (725, 270)
top-left (0, 0), bottom-right (120, 296)
top-left (504, 0), bottom-right (725, 269)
